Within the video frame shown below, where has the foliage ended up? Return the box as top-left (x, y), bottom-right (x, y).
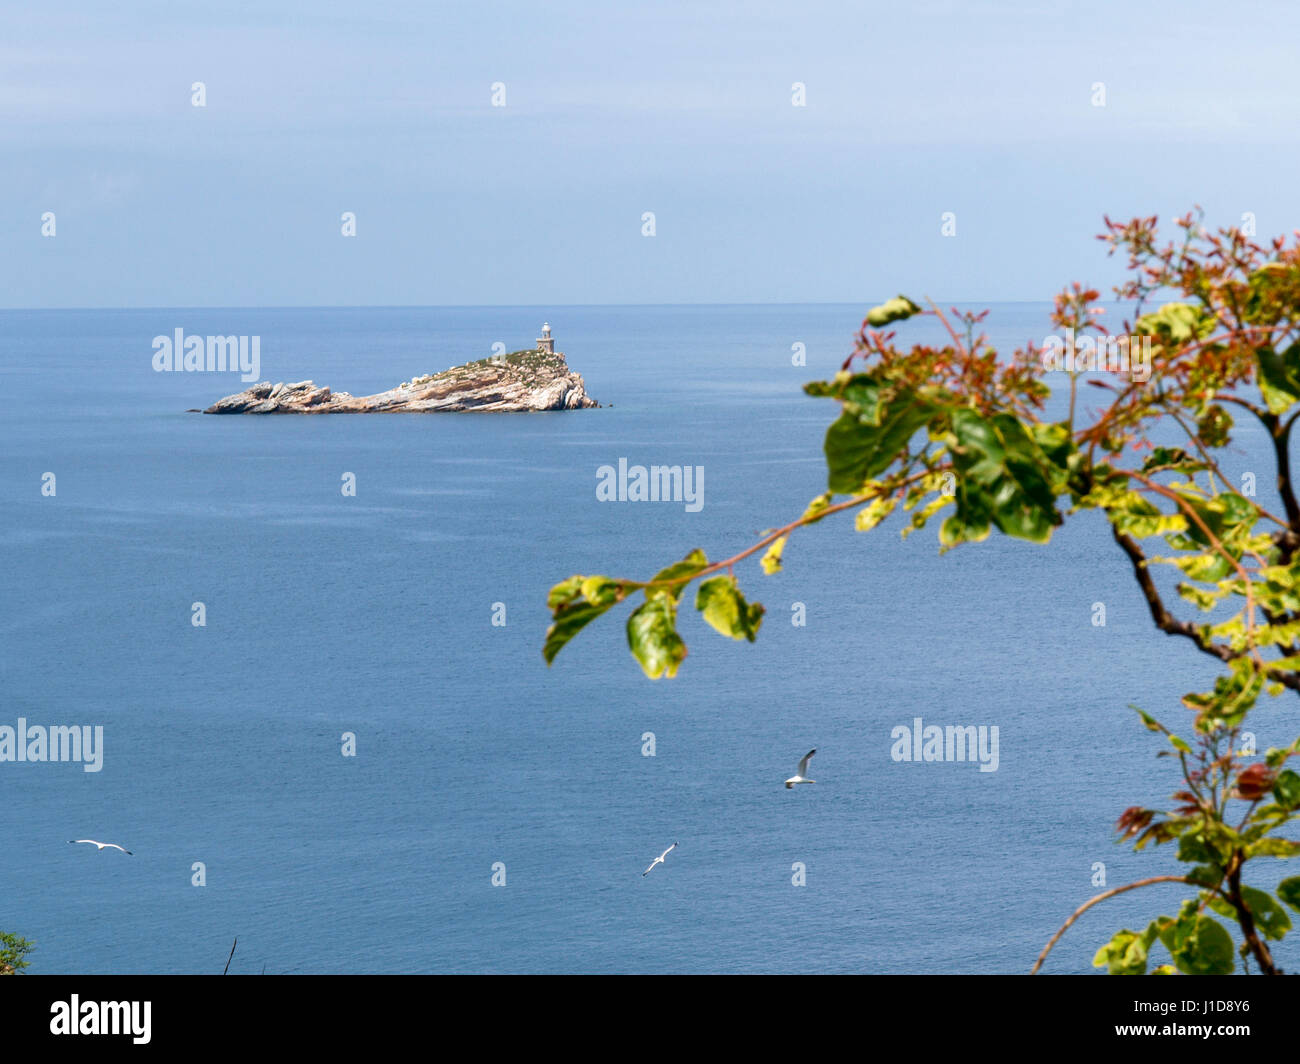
top-left (545, 209), bottom-right (1300, 973)
top-left (0, 932), bottom-right (35, 974)
top-left (1086, 714), bottom-right (1300, 974)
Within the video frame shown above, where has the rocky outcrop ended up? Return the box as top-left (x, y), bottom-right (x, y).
top-left (203, 349), bottom-right (598, 414)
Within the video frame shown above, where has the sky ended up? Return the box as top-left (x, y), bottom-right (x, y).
top-left (3, 0), bottom-right (1299, 307)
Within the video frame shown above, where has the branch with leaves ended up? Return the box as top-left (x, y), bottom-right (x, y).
top-left (1033, 715), bottom-right (1300, 975)
top-left (544, 211), bottom-right (1300, 972)
top-left (549, 214), bottom-right (1300, 699)
top-left (0, 932), bottom-right (34, 975)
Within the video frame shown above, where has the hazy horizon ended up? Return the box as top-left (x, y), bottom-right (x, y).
top-left (0, 298), bottom-right (1082, 310)
top-left (5, 1), bottom-right (1298, 309)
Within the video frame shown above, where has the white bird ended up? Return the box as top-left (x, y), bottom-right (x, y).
top-left (785, 749), bottom-right (817, 789)
top-left (643, 842), bottom-right (677, 877)
top-left (68, 839), bottom-right (133, 855)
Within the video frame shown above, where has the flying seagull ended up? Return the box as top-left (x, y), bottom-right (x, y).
top-left (642, 842), bottom-right (678, 877)
top-left (68, 839), bottom-right (133, 855)
top-left (785, 749), bottom-right (816, 789)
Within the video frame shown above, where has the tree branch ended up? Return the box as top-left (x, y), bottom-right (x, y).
top-left (1031, 876), bottom-right (1198, 974)
top-left (1109, 525), bottom-right (1236, 664)
top-left (1272, 412), bottom-right (1300, 535)
top-left (1226, 857), bottom-right (1279, 975)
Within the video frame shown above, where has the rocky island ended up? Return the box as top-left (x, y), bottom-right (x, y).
top-left (204, 324), bottom-right (597, 414)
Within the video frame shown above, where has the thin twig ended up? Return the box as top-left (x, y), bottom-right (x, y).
top-left (1031, 876), bottom-right (1194, 974)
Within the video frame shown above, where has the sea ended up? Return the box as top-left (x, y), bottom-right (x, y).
top-left (2, 303), bottom-right (1298, 974)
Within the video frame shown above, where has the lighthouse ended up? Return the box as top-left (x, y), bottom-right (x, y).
top-left (536, 322), bottom-right (555, 354)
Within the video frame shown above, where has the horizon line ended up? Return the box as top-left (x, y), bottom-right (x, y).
top-left (0, 299), bottom-right (1128, 313)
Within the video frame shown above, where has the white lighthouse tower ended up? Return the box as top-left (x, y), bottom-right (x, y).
top-left (536, 322), bottom-right (555, 354)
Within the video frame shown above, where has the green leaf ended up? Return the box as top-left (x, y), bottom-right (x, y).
top-left (1106, 493), bottom-right (1186, 539)
top-left (855, 494), bottom-right (898, 531)
top-left (547, 575), bottom-right (585, 610)
top-left (1241, 886), bottom-right (1292, 941)
top-left (1219, 492), bottom-right (1256, 527)
top-left (822, 379), bottom-right (934, 493)
top-left (801, 493), bottom-right (833, 524)
top-left (1135, 302), bottom-right (1217, 345)
top-left (1181, 658), bottom-right (1263, 730)
top-left (939, 510), bottom-right (992, 548)
top-left (761, 536), bottom-right (787, 575)
top-left (1170, 551), bottom-right (1234, 584)
top-left (1186, 864), bottom-right (1222, 888)
top-left (1272, 768), bottom-right (1300, 810)
top-left (1196, 404), bottom-right (1233, 448)
top-left (1256, 343), bottom-right (1300, 415)
top-left (1244, 263), bottom-right (1300, 327)
top-left (1245, 837), bottom-right (1300, 859)
top-left (626, 596), bottom-right (687, 679)
top-left (802, 374), bottom-right (847, 399)
top-left (1092, 925), bottom-right (1157, 976)
top-left (1177, 582), bottom-right (1220, 611)
top-left (943, 408), bottom-right (1061, 545)
top-left (645, 549), bottom-right (709, 603)
top-left (865, 295), bottom-right (922, 327)
top-left (1177, 833), bottom-right (1214, 864)
top-left (1156, 906), bottom-right (1235, 976)
top-left (580, 575), bottom-right (626, 606)
top-left (1133, 706), bottom-right (1164, 733)
top-left (695, 576), bottom-right (764, 642)
top-left (1029, 421), bottom-right (1076, 472)
top-left (1277, 877), bottom-right (1300, 912)
top-left (1141, 447), bottom-right (1203, 474)
top-left (901, 493), bottom-right (951, 539)
top-left (1205, 894), bottom-right (1236, 920)
top-left (543, 575), bottom-right (628, 665)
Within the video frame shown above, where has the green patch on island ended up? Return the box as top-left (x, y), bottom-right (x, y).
top-left (411, 349), bottom-right (570, 390)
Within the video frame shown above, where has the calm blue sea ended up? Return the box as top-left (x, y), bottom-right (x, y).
top-left (2, 304), bottom-right (1297, 974)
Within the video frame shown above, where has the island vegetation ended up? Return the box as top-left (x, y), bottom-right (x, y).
top-left (0, 932), bottom-right (34, 974)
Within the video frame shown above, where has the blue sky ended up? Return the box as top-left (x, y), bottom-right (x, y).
top-left (3, 0), bottom-right (1298, 307)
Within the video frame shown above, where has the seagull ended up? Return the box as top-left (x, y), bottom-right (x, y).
top-left (68, 839), bottom-right (133, 855)
top-left (785, 749), bottom-right (817, 789)
top-left (642, 842), bottom-right (677, 877)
